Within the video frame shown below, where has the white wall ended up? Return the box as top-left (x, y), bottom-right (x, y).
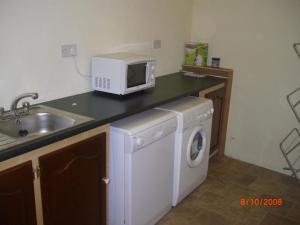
top-left (0, 0), bottom-right (192, 108)
top-left (2, 0), bottom-right (299, 174)
top-left (191, 0), bottom-right (300, 173)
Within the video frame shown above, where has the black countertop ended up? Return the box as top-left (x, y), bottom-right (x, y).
top-left (0, 72), bottom-right (224, 162)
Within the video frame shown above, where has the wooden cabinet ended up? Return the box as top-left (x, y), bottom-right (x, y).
top-left (0, 125), bottom-right (109, 225)
top-left (0, 161), bottom-right (37, 225)
top-left (183, 65), bottom-right (233, 158)
top-left (205, 87), bottom-right (226, 155)
top-left (39, 133), bottom-right (107, 225)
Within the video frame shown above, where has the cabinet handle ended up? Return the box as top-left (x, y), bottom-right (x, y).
top-left (102, 177), bottom-right (110, 184)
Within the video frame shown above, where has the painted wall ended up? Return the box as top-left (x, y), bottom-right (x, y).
top-left (2, 0), bottom-right (299, 174)
top-left (191, 0), bottom-right (300, 173)
top-left (0, 0), bottom-right (192, 108)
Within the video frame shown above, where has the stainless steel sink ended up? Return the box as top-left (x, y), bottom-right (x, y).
top-left (0, 105), bottom-right (92, 150)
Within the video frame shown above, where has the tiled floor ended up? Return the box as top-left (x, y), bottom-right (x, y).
top-left (157, 157), bottom-right (300, 225)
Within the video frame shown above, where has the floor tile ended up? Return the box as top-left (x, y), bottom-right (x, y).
top-left (259, 213), bottom-right (300, 225)
top-left (156, 157), bottom-right (300, 225)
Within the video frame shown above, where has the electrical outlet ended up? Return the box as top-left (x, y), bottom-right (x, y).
top-left (61, 44), bottom-right (77, 57)
top-left (153, 40), bottom-right (161, 49)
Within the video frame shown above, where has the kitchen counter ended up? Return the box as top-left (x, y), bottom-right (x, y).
top-left (0, 72), bottom-right (224, 162)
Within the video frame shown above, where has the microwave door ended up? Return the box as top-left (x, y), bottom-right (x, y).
top-left (127, 63), bottom-right (147, 88)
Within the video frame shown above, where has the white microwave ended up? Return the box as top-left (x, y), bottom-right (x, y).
top-left (91, 52), bottom-right (156, 95)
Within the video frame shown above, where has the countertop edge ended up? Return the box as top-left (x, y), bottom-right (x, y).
top-left (0, 73), bottom-right (224, 162)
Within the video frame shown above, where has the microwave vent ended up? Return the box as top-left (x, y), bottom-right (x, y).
top-left (95, 76), bottom-right (110, 89)
top-left (103, 77), bottom-right (106, 89)
top-left (99, 77), bottom-right (102, 88)
top-left (95, 77), bottom-right (101, 88)
top-left (95, 77), bottom-right (98, 87)
top-left (107, 79), bottom-right (111, 89)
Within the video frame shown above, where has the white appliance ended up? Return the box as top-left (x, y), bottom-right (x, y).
top-left (156, 97), bottom-right (213, 206)
top-left (91, 52), bottom-right (156, 95)
top-left (109, 109), bottom-right (177, 225)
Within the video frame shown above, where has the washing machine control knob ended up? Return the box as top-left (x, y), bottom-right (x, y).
top-left (197, 114), bottom-right (203, 119)
top-left (135, 137), bottom-right (144, 146)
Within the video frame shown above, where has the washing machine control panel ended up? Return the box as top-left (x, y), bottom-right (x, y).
top-left (135, 137), bottom-right (145, 146)
top-left (197, 108), bottom-right (214, 120)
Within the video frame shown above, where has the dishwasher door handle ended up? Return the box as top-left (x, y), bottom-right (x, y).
top-left (153, 130), bottom-right (164, 139)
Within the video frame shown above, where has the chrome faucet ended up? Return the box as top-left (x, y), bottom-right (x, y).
top-left (10, 93), bottom-right (39, 116)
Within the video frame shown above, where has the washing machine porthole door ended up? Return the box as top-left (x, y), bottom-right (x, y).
top-left (186, 127), bottom-right (207, 168)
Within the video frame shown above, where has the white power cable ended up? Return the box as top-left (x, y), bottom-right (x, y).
top-left (72, 56), bottom-right (91, 78)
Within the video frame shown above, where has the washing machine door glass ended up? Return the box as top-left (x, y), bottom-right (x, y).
top-left (187, 127), bottom-right (207, 167)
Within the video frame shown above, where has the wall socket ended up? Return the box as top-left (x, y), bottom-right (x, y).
top-left (61, 44), bottom-right (77, 57)
top-left (153, 40), bottom-right (161, 49)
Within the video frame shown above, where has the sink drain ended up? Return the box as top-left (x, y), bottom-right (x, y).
top-left (19, 129), bottom-right (29, 137)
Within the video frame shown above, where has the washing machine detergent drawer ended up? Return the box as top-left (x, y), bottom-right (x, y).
top-left (128, 117), bottom-right (177, 152)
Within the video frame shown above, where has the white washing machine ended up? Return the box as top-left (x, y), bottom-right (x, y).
top-left (156, 97), bottom-right (213, 206)
top-left (109, 109), bottom-right (177, 225)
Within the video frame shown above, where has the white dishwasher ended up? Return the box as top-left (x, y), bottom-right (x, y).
top-left (109, 109), bottom-right (177, 225)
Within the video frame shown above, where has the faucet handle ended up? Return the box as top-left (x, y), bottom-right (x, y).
top-left (22, 101), bottom-right (31, 112)
top-left (32, 93), bottom-right (39, 100)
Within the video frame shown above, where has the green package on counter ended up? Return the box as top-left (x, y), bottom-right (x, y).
top-left (185, 42), bottom-right (197, 65)
top-left (195, 42), bottom-right (208, 66)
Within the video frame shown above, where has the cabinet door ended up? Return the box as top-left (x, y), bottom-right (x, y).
top-left (0, 161), bottom-right (37, 225)
top-left (39, 133), bottom-right (107, 225)
top-left (205, 87), bottom-right (226, 153)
